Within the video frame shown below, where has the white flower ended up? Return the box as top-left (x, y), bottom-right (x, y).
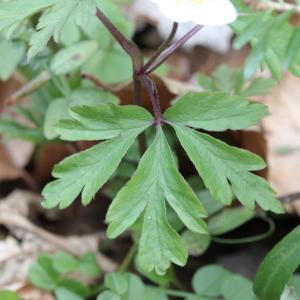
top-left (151, 0), bottom-right (237, 26)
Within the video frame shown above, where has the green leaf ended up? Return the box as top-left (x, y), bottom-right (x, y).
top-left (42, 129), bottom-right (141, 209)
top-left (44, 90), bottom-right (118, 140)
top-left (144, 287), bottom-right (168, 300)
top-left (173, 125), bottom-right (283, 213)
top-left (0, 40), bottom-right (25, 80)
top-left (29, 254), bottom-right (59, 291)
top-left (44, 98), bottom-right (70, 140)
top-left (243, 42), bottom-right (265, 79)
top-left (28, 0), bottom-right (97, 60)
top-left (187, 180), bottom-right (224, 216)
top-left (138, 190), bottom-right (188, 275)
top-left (79, 252), bottom-right (101, 277)
top-left (265, 48), bottom-right (282, 81)
top-left (0, 118), bottom-right (45, 143)
top-left (83, 48), bottom-right (132, 84)
top-left (102, 273), bottom-right (145, 300)
top-left (107, 127), bottom-right (207, 274)
top-left (254, 226), bottom-right (300, 300)
top-left (232, 7), bottom-right (292, 80)
top-left (240, 78), bottom-right (276, 97)
top-left (105, 273), bottom-right (128, 295)
top-left (60, 16), bottom-right (81, 46)
top-left (97, 291), bottom-right (121, 300)
top-left (135, 258), bottom-right (174, 286)
top-left (70, 88), bottom-right (119, 106)
top-left (198, 190), bottom-right (224, 216)
top-left (0, 0), bottom-right (57, 35)
top-left (56, 104), bottom-right (153, 141)
top-left (197, 74), bottom-right (215, 91)
top-left (59, 279), bottom-right (91, 297)
top-left (50, 41), bottom-right (98, 75)
top-left (164, 92), bottom-right (268, 131)
top-left (192, 264), bottom-right (231, 297)
top-left (182, 230), bottom-right (211, 256)
top-left (285, 25), bottom-right (300, 68)
top-left (28, 0), bottom-right (77, 60)
top-left (233, 11), bottom-right (271, 50)
top-left (0, 291), bottom-right (22, 300)
top-left (74, 0), bottom-right (97, 29)
top-left (208, 207), bottom-right (256, 236)
top-left (52, 252), bottom-right (79, 273)
top-left (122, 273), bottom-right (145, 300)
top-left (55, 287), bottom-right (84, 300)
top-left (221, 274), bottom-right (257, 300)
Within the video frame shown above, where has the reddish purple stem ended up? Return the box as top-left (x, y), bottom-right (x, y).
top-left (144, 25), bottom-right (203, 74)
top-left (141, 75), bottom-right (163, 126)
top-left (95, 6), bottom-right (203, 127)
top-left (95, 8), bottom-right (143, 72)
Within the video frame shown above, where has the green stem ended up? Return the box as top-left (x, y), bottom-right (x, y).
top-left (118, 244), bottom-right (137, 272)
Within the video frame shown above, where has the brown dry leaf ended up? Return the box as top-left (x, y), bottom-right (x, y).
top-left (18, 286), bottom-right (54, 300)
top-left (161, 77), bottom-right (201, 95)
top-left (231, 129), bottom-right (268, 178)
top-left (0, 190), bottom-right (117, 291)
top-left (0, 140), bottom-right (34, 181)
top-left (116, 74), bottom-right (201, 111)
top-left (0, 78), bottom-right (22, 109)
top-left (262, 73), bottom-right (300, 198)
top-left (33, 143), bottom-right (71, 185)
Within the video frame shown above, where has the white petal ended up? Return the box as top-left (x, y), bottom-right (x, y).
top-left (190, 0), bottom-right (237, 26)
top-left (152, 0), bottom-right (193, 23)
top-left (151, 0), bottom-right (237, 26)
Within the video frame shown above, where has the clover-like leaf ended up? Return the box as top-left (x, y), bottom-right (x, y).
top-left (106, 127), bottom-right (207, 274)
top-left (164, 92), bottom-right (268, 131)
top-left (172, 125), bottom-right (283, 213)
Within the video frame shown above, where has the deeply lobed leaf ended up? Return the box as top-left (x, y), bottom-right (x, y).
top-left (164, 92), bottom-right (268, 131)
top-left (0, 0), bottom-right (97, 59)
top-left (42, 129), bottom-right (141, 209)
top-left (42, 104), bottom-right (152, 208)
top-left (28, 0), bottom-right (80, 60)
top-left (172, 125), bottom-right (283, 213)
top-left (56, 104), bottom-right (153, 141)
top-left (107, 127), bottom-right (207, 274)
top-left (0, 0), bottom-right (58, 35)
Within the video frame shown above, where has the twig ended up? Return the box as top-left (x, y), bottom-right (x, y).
top-left (20, 170), bottom-right (40, 193)
top-left (279, 191), bottom-right (300, 203)
top-left (257, 0), bottom-right (300, 12)
top-left (81, 73), bottom-right (127, 93)
top-left (0, 212), bottom-right (118, 272)
top-left (263, 0), bottom-right (300, 12)
top-left (1, 71), bottom-right (51, 111)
